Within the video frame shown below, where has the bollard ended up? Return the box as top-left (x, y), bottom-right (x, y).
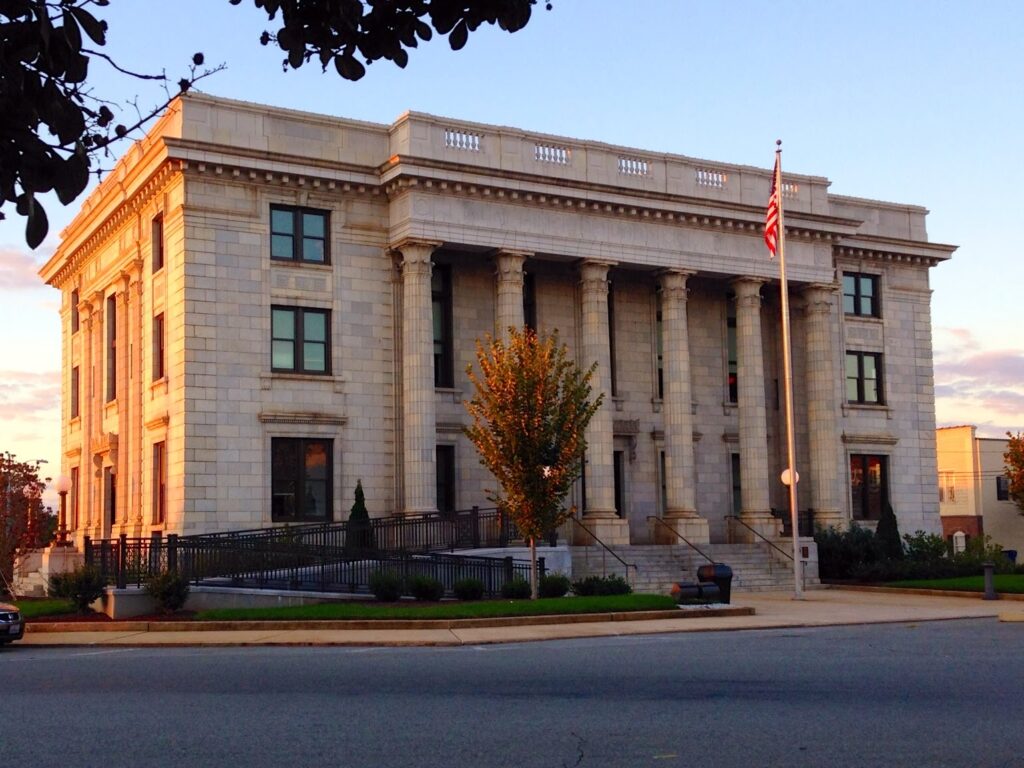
top-left (983, 562), bottom-right (998, 600)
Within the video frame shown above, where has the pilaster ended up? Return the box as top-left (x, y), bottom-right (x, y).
top-left (494, 249), bottom-right (529, 342)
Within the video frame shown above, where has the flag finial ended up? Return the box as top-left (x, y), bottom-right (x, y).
top-left (776, 139), bottom-right (782, 149)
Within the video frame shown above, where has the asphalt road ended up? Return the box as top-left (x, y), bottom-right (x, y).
top-left (2, 619), bottom-right (1022, 768)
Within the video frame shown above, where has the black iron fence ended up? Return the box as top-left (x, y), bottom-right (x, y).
top-left (83, 506), bottom-right (546, 596)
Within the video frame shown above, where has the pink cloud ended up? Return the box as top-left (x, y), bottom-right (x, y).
top-left (0, 369), bottom-right (60, 421)
top-left (0, 247), bottom-right (52, 291)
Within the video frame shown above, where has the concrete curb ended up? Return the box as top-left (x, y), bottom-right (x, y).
top-left (829, 584), bottom-right (1024, 601)
top-left (26, 606), bottom-right (755, 634)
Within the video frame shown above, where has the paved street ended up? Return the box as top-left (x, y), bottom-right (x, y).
top-left (3, 618), bottom-right (1022, 767)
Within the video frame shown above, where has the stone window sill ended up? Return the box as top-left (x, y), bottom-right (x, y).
top-left (261, 372), bottom-right (346, 393)
top-left (843, 403), bottom-right (892, 418)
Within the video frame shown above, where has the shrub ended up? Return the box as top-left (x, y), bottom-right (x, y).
top-left (500, 577), bottom-right (531, 599)
top-left (345, 479), bottom-right (375, 555)
top-left (814, 524), bottom-right (883, 580)
top-left (903, 530), bottom-right (949, 564)
top-left (48, 565), bottom-right (106, 614)
top-left (453, 578), bottom-right (485, 601)
top-left (369, 570), bottom-right (403, 602)
top-left (875, 504), bottom-right (904, 560)
top-left (408, 575), bottom-right (445, 601)
top-left (538, 573), bottom-right (571, 598)
top-left (145, 570), bottom-right (191, 614)
top-left (571, 574), bottom-right (632, 596)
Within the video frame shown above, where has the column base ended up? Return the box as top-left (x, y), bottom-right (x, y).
top-left (654, 512), bottom-right (710, 545)
top-left (573, 513), bottom-right (631, 546)
top-left (809, 510), bottom-right (846, 532)
top-left (732, 512), bottom-right (782, 543)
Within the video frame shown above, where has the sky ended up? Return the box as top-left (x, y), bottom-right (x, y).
top-left (2, 0), bottom-right (1023, 506)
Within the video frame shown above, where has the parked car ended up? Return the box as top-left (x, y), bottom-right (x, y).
top-left (0, 602), bottom-right (25, 645)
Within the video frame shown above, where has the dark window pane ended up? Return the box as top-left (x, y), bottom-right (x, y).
top-left (271, 234), bottom-right (294, 259)
top-left (302, 238), bottom-right (325, 262)
top-left (272, 341), bottom-right (295, 370)
top-left (303, 342), bottom-right (326, 372)
top-left (272, 309), bottom-right (294, 338)
top-left (271, 209), bottom-right (294, 234)
top-left (304, 311), bottom-right (326, 341)
top-left (302, 212), bottom-right (324, 238)
top-left (860, 296), bottom-right (873, 315)
top-left (843, 294), bottom-right (856, 314)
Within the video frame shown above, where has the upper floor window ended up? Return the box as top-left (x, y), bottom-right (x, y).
top-left (727, 314), bottom-right (738, 404)
top-left (997, 475), bottom-right (1010, 501)
top-left (153, 313), bottom-right (165, 381)
top-left (843, 273), bottom-right (879, 317)
top-left (523, 272), bottom-right (537, 332)
top-left (106, 294), bottom-right (117, 402)
top-left (607, 283), bottom-right (618, 397)
top-left (432, 265), bottom-right (453, 388)
top-left (846, 351), bottom-right (883, 405)
top-left (152, 214), bottom-right (164, 273)
top-left (70, 366), bottom-right (80, 419)
top-left (655, 295), bottom-right (664, 399)
top-left (270, 205), bottom-right (329, 264)
top-left (153, 441), bottom-right (167, 525)
top-left (70, 289), bottom-right (79, 333)
top-left (272, 306), bottom-right (330, 375)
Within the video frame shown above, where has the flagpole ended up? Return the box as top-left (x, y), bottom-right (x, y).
top-left (774, 141), bottom-right (804, 600)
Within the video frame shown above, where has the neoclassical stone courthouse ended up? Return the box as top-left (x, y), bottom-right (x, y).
top-left (40, 93), bottom-right (955, 548)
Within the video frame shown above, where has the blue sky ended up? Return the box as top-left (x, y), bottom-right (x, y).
top-left (2, 0), bottom-right (1022, 496)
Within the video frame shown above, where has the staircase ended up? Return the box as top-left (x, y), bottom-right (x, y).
top-left (571, 543), bottom-right (819, 596)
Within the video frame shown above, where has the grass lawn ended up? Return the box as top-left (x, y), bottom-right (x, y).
top-left (13, 599), bottom-right (78, 619)
top-left (197, 593), bottom-right (677, 621)
top-left (885, 574), bottom-right (1024, 593)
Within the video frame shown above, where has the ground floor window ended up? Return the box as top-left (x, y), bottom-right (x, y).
top-left (70, 466), bottom-right (79, 530)
top-left (153, 442), bottom-right (166, 525)
top-left (731, 453), bottom-right (742, 515)
top-left (436, 444), bottom-right (456, 513)
top-left (271, 438), bottom-right (332, 522)
top-left (104, 467), bottom-right (116, 527)
top-left (850, 454), bottom-right (888, 521)
top-left (613, 450), bottom-right (624, 518)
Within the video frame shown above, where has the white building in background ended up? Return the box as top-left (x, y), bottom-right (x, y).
top-left (936, 425), bottom-right (1024, 557)
top-left (40, 93), bottom-right (955, 549)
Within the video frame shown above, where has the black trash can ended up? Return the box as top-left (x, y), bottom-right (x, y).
top-left (696, 563), bottom-right (733, 604)
top-left (1005, 550), bottom-right (1018, 565)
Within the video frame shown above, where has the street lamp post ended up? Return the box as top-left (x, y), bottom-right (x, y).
top-left (54, 475), bottom-right (72, 546)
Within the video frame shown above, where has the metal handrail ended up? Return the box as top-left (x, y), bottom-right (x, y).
top-left (570, 517), bottom-right (638, 585)
top-left (646, 516), bottom-right (716, 565)
top-left (724, 515), bottom-right (794, 561)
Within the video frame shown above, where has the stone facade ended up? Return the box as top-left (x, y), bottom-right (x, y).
top-left (40, 93), bottom-right (955, 546)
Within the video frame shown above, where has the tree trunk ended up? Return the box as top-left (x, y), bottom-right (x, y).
top-left (529, 536), bottom-right (538, 599)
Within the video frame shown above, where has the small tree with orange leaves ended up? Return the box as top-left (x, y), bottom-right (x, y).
top-left (464, 327), bottom-right (603, 599)
top-left (1005, 431), bottom-right (1024, 515)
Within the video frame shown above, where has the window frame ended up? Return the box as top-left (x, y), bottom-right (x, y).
top-left (70, 365), bottom-right (80, 419)
top-left (432, 264), bottom-right (454, 388)
top-left (271, 437), bottom-right (333, 523)
top-left (850, 453), bottom-right (889, 521)
top-left (845, 351), bottom-right (884, 405)
top-left (270, 205), bottom-right (330, 264)
top-left (70, 466), bottom-right (79, 530)
top-left (436, 444), bottom-right (456, 514)
top-left (153, 441), bottom-right (167, 525)
top-left (153, 312), bottom-right (165, 381)
top-left (152, 214), bottom-right (164, 273)
top-left (70, 289), bottom-right (79, 334)
top-left (842, 272), bottom-right (880, 318)
top-left (106, 294), bottom-right (117, 402)
top-left (270, 305), bottom-right (331, 375)
top-left (997, 475), bottom-right (1010, 501)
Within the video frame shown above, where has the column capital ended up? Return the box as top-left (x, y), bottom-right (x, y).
top-left (390, 239), bottom-right (442, 264)
top-left (731, 276), bottom-right (765, 307)
top-left (802, 282), bottom-right (839, 315)
top-left (493, 250), bottom-right (528, 281)
top-left (579, 259), bottom-right (616, 291)
top-left (658, 269), bottom-right (696, 300)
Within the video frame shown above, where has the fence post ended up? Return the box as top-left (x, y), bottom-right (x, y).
top-left (504, 556), bottom-right (514, 584)
top-left (117, 533), bottom-right (128, 589)
top-left (471, 506), bottom-right (480, 549)
top-left (84, 535), bottom-right (93, 566)
top-left (167, 534), bottom-right (178, 573)
top-left (538, 557), bottom-right (546, 579)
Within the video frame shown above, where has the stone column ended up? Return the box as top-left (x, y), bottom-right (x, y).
top-left (88, 291), bottom-right (105, 540)
top-left (494, 250), bottom-right (528, 342)
top-left (396, 240), bottom-right (441, 515)
top-left (802, 283), bottom-right (844, 530)
top-left (128, 263), bottom-right (145, 536)
top-left (574, 259), bottom-right (629, 545)
top-left (731, 277), bottom-right (779, 540)
top-left (78, 299), bottom-right (95, 539)
top-left (114, 282), bottom-right (130, 534)
top-left (657, 270), bottom-right (709, 543)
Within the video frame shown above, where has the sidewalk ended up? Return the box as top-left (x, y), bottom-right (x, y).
top-left (17, 587), bottom-right (1022, 648)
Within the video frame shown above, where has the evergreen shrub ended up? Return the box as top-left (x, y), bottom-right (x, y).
top-left (369, 570), bottom-right (403, 602)
top-left (408, 575), bottom-right (445, 601)
top-left (452, 578), bottom-right (485, 601)
top-left (500, 577), bottom-right (531, 599)
top-left (145, 570), bottom-right (191, 614)
top-left (48, 565), bottom-right (106, 613)
top-left (538, 573), bottom-right (571, 598)
top-left (571, 574), bottom-right (632, 596)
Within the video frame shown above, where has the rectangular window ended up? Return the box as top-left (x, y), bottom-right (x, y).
top-left (153, 313), bottom-right (165, 381)
top-left (152, 214), bottom-right (164, 273)
top-left (70, 289), bottom-right (79, 333)
top-left (153, 441), bottom-right (167, 525)
top-left (271, 306), bottom-right (330, 374)
top-left (436, 444), bottom-right (456, 513)
top-left (523, 271), bottom-right (537, 332)
top-left (842, 273), bottom-right (879, 317)
top-left (655, 298), bottom-right (664, 399)
top-left (271, 438), bottom-right (332, 522)
top-left (104, 466), bottom-right (117, 527)
top-left (731, 453), bottom-right (742, 515)
top-left (432, 265), bottom-right (454, 388)
top-left (997, 476), bottom-right (1010, 501)
top-left (727, 315), bottom-right (738, 403)
top-left (70, 466), bottom-right (79, 530)
top-left (613, 450), bottom-right (624, 518)
top-left (71, 366), bottom-right (80, 419)
top-left (270, 205), bottom-right (329, 264)
top-left (850, 454), bottom-right (888, 521)
top-left (846, 351), bottom-right (883, 404)
top-left (607, 284), bottom-right (618, 397)
top-left (106, 294), bottom-right (117, 402)
top-left (659, 450), bottom-right (667, 514)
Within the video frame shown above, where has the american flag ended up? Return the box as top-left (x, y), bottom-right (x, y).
top-left (764, 153), bottom-right (781, 258)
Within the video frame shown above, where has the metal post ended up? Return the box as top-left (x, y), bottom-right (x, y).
top-left (983, 562), bottom-right (997, 600)
top-left (117, 533), bottom-right (127, 589)
top-left (167, 533), bottom-right (178, 572)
